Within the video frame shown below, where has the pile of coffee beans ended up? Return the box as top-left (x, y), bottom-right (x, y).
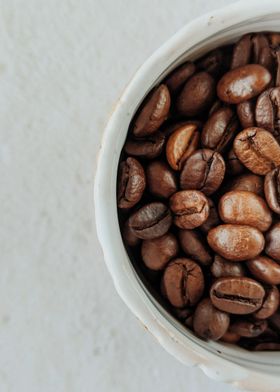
top-left (117, 32), bottom-right (280, 351)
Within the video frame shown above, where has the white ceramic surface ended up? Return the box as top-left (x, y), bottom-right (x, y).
top-left (95, 1), bottom-right (280, 391)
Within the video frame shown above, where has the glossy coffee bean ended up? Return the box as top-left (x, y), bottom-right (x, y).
top-left (247, 256), bottom-right (280, 285)
top-left (128, 202), bottom-right (172, 240)
top-left (124, 131), bottom-right (165, 159)
top-left (180, 149), bottom-right (226, 196)
top-left (218, 190), bottom-right (272, 232)
top-left (201, 107), bottom-right (238, 152)
top-left (166, 123), bottom-right (200, 170)
top-left (146, 161), bottom-right (177, 199)
top-left (117, 157), bottom-right (146, 209)
top-left (133, 84), bottom-right (171, 137)
top-left (255, 88), bottom-right (280, 142)
top-left (122, 219), bottom-right (141, 247)
top-left (224, 173), bottom-right (264, 196)
top-left (179, 229), bottom-right (212, 266)
top-left (211, 254), bottom-right (245, 278)
top-left (230, 34), bottom-right (252, 69)
top-left (265, 223), bottom-right (280, 261)
top-left (141, 233), bottom-right (179, 271)
top-left (176, 71), bottom-right (215, 116)
top-left (161, 119), bottom-right (202, 138)
top-left (264, 167), bottom-right (280, 214)
top-left (234, 128), bottom-right (280, 175)
top-left (170, 190), bottom-right (209, 229)
top-left (200, 198), bottom-right (221, 233)
top-left (254, 286), bottom-right (279, 320)
top-left (207, 224), bottom-right (265, 261)
top-left (193, 298), bottom-right (230, 340)
top-left (208, 99), bottom-right (223, 116)
top-left (162, 258), bottom-right (204, 307)
top-left (220, 331), bottom-right (240, 343)
top-left (210, 277), bottom-right (265, 314)
top-left (165, 62), bottom-right (196, 94)
top-left (237, 100), bottom-right (255, 128)
top-left (226, 148), bottom-right (245, 176)
top-left (229, 319), bottom-right (267, 337)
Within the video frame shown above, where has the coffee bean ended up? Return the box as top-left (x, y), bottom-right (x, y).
top-left (179, 229), bottom-right (212, 266)
top-left (141, 233), bottom-right (179, 270)
top-left (180, 149), bottom-right (226, 196)
top-left (133, 84), bottom-right (171, 137)
top-left (231, 34), bottom-right (252, 69)
top-left (224, 173), bottom-right (264, 196)
top-left (193, 298), bottom-right (230, 340)
top-left (237, 100), bottom-right (255, 128)
top-left (211, 254), bottom-right (245, 278)
top-left (161, 120), bottom-right (202, 138)
top-left (226, 148), bottom-right (245, 176)
top-left (269, 33), bottom-right (280, 46)
top-left (247, 256), bottom-right (280, 285)
top-left (201, 107), bottom-right (238, 152)
top-left (170, 190), bottom-right (209, 229)
top-left (124, 131), bottom-right (165, 159)
top-left (176, 72), bottom-right (215, 116)
top-left (272, 47), bottom-right (280, 87)
top-left (233, 127), bottom-right (280, 175)
top-left (162, 258), bottom-right (204, 307)
top-left (255, 88), bottom-right (280, 142)
top-left (268, 310), bottom-right (280, 332)
top-left (117, 157), bottom-right (146, 209)
top-left (173, 307), bottom-right (194, 328)
top-left (229, 319), bottom-right (267, 337)
top-left (128, 202), bottom-right (172, 239)
top-left (166, 123), bottom-right (199, 170)
top-left (207, 224), bottom-right (265, 261)
top-left (264, 167), bottom-right (280, 214)
top-left (200, 198), bottom-right (221, 233)
top-left (210, 277), bottom-right (265, 314)
top-left (122, 219), bottom-right (141, 247)
top-left (165, 62), bottom-right (196, 94)
top-left (254, 285), bottom-right (279, 320)
top-left (220, 331), bottom-right (240, 343)
top-left (208, 100), bottom-right (223, 116)
top-left (265, 223), bottom-right (280, 261)
top-left (217, 65), bottom-right (271, 104)
top-left (146, 161), bottom-right (177, 199)
top-left (254, 342), bottom-right (280, 351)
top-left (218, 190), bottom-right (272, 232)
top-left (197, 49), bottom-right (225, 76)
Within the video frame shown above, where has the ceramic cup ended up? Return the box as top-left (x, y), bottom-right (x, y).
top-left (94, 1), bottom-right (280, 390)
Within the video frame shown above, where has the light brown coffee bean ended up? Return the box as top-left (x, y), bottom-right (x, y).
top-left (211, 254), bottom-right (245, 278)
top-left (237, 100), bottom-right (255, 128)
top-left (264, 167), bottom-right (280, 214)
top-left (229, 319), bottom-right (267, 337)
top-left (224, 173), bottom-right (264, 196)
top-left (146, 161), bottom-right (177, 199)
top-left (247, 256), bottom-right (280, 285)
top-left (265, 223), bottom-right (280, 261)
top-left (254, 286), bottom-right (279, 320)
top-left (220, 331), bottom-right (240, 343)
top-left (179, 229), bottom-right (212, 266)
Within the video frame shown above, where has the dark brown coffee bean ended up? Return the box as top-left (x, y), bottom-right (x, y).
top-left (161, 120), bottom-right (202, 138)
top-left (133, 84), bottom-right (171, 137)
top-left (146, 161), bottom-right (177, 199)
top-left (165, 62), bottom-right (196, 94)
top-left (173, 307), bottom-right (194, 328)
top-left (220, 331), bottom-right (240, 343)
top-left (264, 167), bottom-right (280, 214)
top-left (141, 233), bottom-right (179, 270)
top-left (237, 100), bottom-right (255, 128)
top-left (265, 223), bottom-right (280, 261)
top-left (272, 47), bottom-right (280, 87)
top-left (229, 319), bottom-right (267, 337)
top-left (180, 149), bottom-right (226, 196)
top-left (211, 254), bottom-right (245, 278)
top-left (200, 198), bottom-right (221, 233)
top-left (208, 99), bottom-right (223, 116)
top-left (193, 298), bottom-right (230, 340)
top-left (231, 34), bottom-right (252, 69)
top-left (162, 258), bottom-right (204, 307)
top-left (124, 131), bottom-right (165, 159)
top-left (179, 229), bottom-right (212, 266)
top-left (226, 148), bottom-right (245, 176)
top-left (208, 224), bottom-right (265, 261)
top-left (210, 277), bottom-right (265, 314)
top-left (176, 72), bottom-right (215, 116)
top-left (117, 157), bottom-right (146, 209)
top-left (224, 173), bottom-right (264, 196)
top-left (254, 286), bottom-right (279, 320)
top-left (128, 202), bottom-right (172, 240)
top-left (170, 190), bottom-right (209, 229)
top-left (197, 49), bottom-right (225, 76)
top-left (254, 342), bottom-right (280, 351)
top-left (233, 127), bottom-right (280, 175)
top-left (166, 123), bottom-right (200, 170)
top-left (252, 34), bottom-right (274, 71)
top-left (201, 107), bottom-right (238, 152)
top-left (122, 219), bottom-right (141, 247)
top-left (217, 65), bottom-right (271, 104)
top-left (218, 190), bottom-right (272, 232)
top-left (255, 88), bottom-right (280, 142)
top-left (247, 256), bottom-right (280, 285)
top-left (268, 310), bottom-right (280, 332)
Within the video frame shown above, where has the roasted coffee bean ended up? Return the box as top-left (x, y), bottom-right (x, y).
top-left (128, 202), bottom-right (172, 240)
top-left (193, 298), bottom-right (230, 340)
top-left (264, 167), bottom-right (280, 214)
top-left (176, 72), bottom-right (215, 116)
top-left (218, 190), bottom-right (272, 232)
top-left (217, 65), bottom-right (271, 104)
top-left (237, 100), bottom-right (255, 128)
top-left (231, 34), bottom-right (252, 69)
top-left (254, 286), bottom-right (279, 320)
top-left (166, 123), bottom-right (200, 170)
top-left (124, 131), bottom-right (165, 159)
top-left (220, 331), bottom-right (240, 343)
top-left (233, 127), bottom-right (280, 175)
top-left (265, 223), bottom-right (280, 261)
top-left (179, 229), bottom-right (212, 266)
top-left (269, 33), bottom-right (280, 46)
top-left (117, 157), bottom-right (146, 209)
top-left (255, 88), bottom-right (280, 142)
top-left (122, 219), bottom-right (141, 247)
top-left (254, 342), bottom-right (280, 351)
top-left (141, 233), bottom-right (179, 271)
top-left (229, 319), bottom-right (267, 337)
top-left (224, 173), bottom-right (264, 196)
top-left (133, 84), bottom-right (171, 137)
top-left (146, 161), bottom-right (177, 199)
top-left (162, 258), bottom-right (204, 307)
top-left (226, 148), bottom-right (245, 176)
top-left (273, 47), bottom-right (280, 87)
top-left (161, 120), bottom-right (202, 138)
top-left (211, 254), bottom-right (245, 278)
top-left (201, 107), bottom-right (238, 152)
top-left (180, 149), bottom-right (226, 196)
top-left (197, 49), bottom-right (225, 76)
top-left (208, 224), bottom-right (265, 261)
top-left (247, 256), bottom-right (280, 285)
top-left (165, 62), bottom-right (196, 94)
top-left (200, 198), bottom-right (220, 233)
top-left (268, 311), bottom-right (280, 332)
top-left (210, 277), bottom-right (265, 314)
top-left (173, 308), bottom-right (194, 328)
top-left (170, 190), bottom-right (209, 229)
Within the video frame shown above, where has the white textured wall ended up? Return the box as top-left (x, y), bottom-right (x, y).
top-left (1, 1), bottom-right (241, 391)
